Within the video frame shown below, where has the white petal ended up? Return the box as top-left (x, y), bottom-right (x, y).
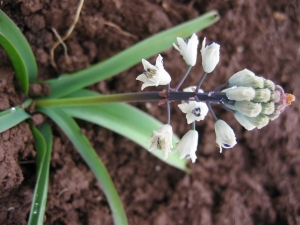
top-left (178, 103), bottom-right (191, 113)
top-left (142, 59), bottom-right (156, 71)
top-left (186, 113), bottom-right (196, 124)
top-left (155, 54), bottom-right (164, 69)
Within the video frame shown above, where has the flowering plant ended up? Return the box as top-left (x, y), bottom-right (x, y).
top-left (0, 7), bottom-right (295, 225)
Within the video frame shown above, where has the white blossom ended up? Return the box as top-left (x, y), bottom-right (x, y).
top-left (200, 37), bottom-right (220, 73)
top-left (214, 120), bottom-right (237, 153)
top-left (176, 130), bottom-right (198, 163)
top-left (136, 54), bottom-right (171, 90)
top-left (178, 101), bottom-right (208, 124)
top-left (147, 124), bottom-right (173, 159)
top-left (173, 33), bottom-right (199, 66)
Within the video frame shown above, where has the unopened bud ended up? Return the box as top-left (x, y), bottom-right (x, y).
top-left (225, 87), bottom-right (255, 101)
top-left (263, 79), bottom-right (275, 90)
top-left (234, 101), bottom-right (262, 117)
top-left (253, 88), bottom-right (271, 103)
top-left (234, 112), bottom-right (256, 130)
top-left (244, 114), bottom-right (269, 129)
top-left (261, 102), bottom-right (275, 115)
top-left (228, 69), bottom-right (264, 88)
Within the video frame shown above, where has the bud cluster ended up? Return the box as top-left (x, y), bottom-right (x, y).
top-left (224, 69), bottom-right (294, 130)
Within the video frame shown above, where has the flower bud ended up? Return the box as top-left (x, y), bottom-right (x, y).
top-left (253, 88), bottom-right (271, 103)
top-left (234, 101), bottom-right (262, 117)
top-left (263, 78), bottom-right (275, 90)
top-left (173, 33), bottom-right (199, 66)
top-left (228, 69), bottom-right (264, 88)
top-left (214, 120), bottom-right (237, 153)
top-left (200, 37), bottom-right (220, 73)
top-left (176, 130), bottom-right (198, 163)
top-left (233, 111), bottom-right (256, 131)
top-left (267, 113), bottom-right (280, 121)
top-left (261, 102), bottom-right (275, 115)
top-left (244, 114), bottom-right (269, 129)
top-left (225, 87), bottom-right (255, 101)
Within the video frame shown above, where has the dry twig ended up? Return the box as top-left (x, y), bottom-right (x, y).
top-left (50, 0), bottom-right (85, 69)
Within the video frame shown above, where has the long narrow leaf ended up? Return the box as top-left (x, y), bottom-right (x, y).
top-left (0, 99), bottom-right (32, 117)
top-left (46, 10), bottom-right (219, 98)
top-left (61, 89), bottom-right (189, 172)
top-left (28, 123), bottom-right (52, 225)
top-left (0, 10), bottom-right (38, 93)
top-left (37, 107), bottom-right (128, 225)
top-left (0, 110), bottom-right (30, 133)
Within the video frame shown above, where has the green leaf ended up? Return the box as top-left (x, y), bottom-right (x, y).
top-left (0, 10), bottom-right (38, 94)
top-left (46, 10), bottom-right (219, 98)
top-left (28, 123), bottom-right (52, 225)
top-left (0, 99), bottom-right (32, 133)
top-left (60, 89), bottom-right (189, 172)
top-left (37, 107), bottom-right (128, 225)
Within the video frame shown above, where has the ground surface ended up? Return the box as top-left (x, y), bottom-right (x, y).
top-left (0, 0), bottom-right (300, 224)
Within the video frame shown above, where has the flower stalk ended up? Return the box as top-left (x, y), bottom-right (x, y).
top-left (35, 91), bottom-right (234, 107)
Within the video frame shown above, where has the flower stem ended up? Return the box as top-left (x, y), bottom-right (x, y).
top-left (166, 84), bottom-right (171, 124)
top-left (192, 121), bottom-right (196, 130)
top-left (174, 66), bottom-right (192, 91)
top-left (35, 91), bottom-right (234, 108)
top-left (35, 92), bottom-right (163, 107)
top-left (214, 82), bottom-right (228, 92)
top-left (206, 101), bottom-right (218, 122)
top-left (195, 72), bottom-right (208, 93)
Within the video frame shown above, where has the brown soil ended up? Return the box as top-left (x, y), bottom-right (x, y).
top-left (1, 0), bottom-right (300, 224)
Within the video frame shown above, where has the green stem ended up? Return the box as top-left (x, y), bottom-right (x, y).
top-left (35, 92), bottom-right (163, 107)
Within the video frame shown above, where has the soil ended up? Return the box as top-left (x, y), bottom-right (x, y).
top-left (0, 0), bottom-right (300, 224)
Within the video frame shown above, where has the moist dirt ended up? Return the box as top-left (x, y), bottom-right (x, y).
top-left (0, 0), bottom-right (300, 224)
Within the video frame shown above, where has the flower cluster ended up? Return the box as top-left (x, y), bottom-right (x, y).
top-left (223, 69), bottom-right (295, 130)
top-left (136, 33), bottom-right (294, 163)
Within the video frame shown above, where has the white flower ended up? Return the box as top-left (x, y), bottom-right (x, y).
top-left (173, 33), bottom-right (199, 66)
top-left (214, 120), bottom-right (237, 153)
top-left (176, 130), bottom-right (198, 163)
top-left (147, 124), bottom-right (173, 159)
top-left (200, 37), bottom-right (220, 73)
top-left (178, 101), bottom-right (208, 124)
top-left (136, 54), bottom-right (171, 90)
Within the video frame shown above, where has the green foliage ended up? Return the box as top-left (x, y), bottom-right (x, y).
top-left (0, 10), bottom-right (38, 94)
top-left (38, 107), bottom-right (128, 225)
top-left (45, 10), bottom-right (219, 98)
top-left (28, 123), bottom-right (52, 225)
top-left (0, 99), bottom-right (32, 133)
